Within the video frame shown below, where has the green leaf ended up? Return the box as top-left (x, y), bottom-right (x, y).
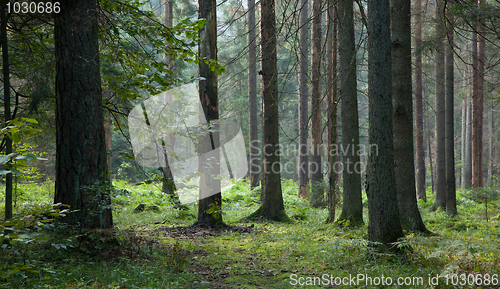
top-left (0, 170), bottom-right (11, 175)
top-left (11, 132), bottom-right (21, 143)
top-left (15, 153), bottom-right (39, 161)
top-left (21, 117), bottom-right (38, 124)
top-left (0, 155), bottom-right (10, 165)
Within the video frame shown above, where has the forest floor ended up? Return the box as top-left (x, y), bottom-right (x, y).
top-left (1, 178), bottom-right (500, 288)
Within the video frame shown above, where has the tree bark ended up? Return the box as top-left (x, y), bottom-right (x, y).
top-left (248, 0), bottom-right (260, 189)
top-left (104, 115), bottom-right (112, 172)
top-left (326, 0), bottom-right (338, 223)
top-left (161, 0), bottom-right (177, 197)
top-left (336, 0), bottom-right (363, 226)
top-left (434, 0), bottom-right (446, 210)
top-left (472, 5), bottom-right (485, 188)
top-left (414, 0), bottom-right (426, 202)
top-left (245, 0), bottom-right (288, 222)
top-left (464, 96), bottom-right (472, 188)
top-left (196, 0), bottom-right (224, 227)
top-left (309, 0), bottom-right (323, 208)
top-left (461, 99), bottom-right (466, 191)
top-left (391, 0), bottom-right (427, 232)
top-left (1, 0), bottom-right (12, 220)
top-left (367, 0), bottom-right (403, 245)
top-left (54, 0), bottom-right (112, 228)
top-left (488, 108), bottom-right (494, 185)
top-left (428, 122), bottom-right (435, 193)
top-left (298, 0), bottom-right (309, 194)
top-left (445, 10), bottom-right (457, 215)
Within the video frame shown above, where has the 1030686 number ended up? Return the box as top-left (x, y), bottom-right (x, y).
top-left (443, 274), bottom-right (498, 286)
top-left (6, 1), bottom-right (60, 14)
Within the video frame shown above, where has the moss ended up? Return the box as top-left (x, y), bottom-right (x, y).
top-left (336, 210), bottom-right (364, 227)
top-left (133, 204), bottom-right (160, 213)
top-left (241, 206), bottom-right (292, 223)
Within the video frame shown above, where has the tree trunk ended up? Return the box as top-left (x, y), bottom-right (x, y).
top-left (367, 0), bottom-right (403, 245)
top-left (445, 10), bottom-right (457, 215)
top-left (391, 0), bottom-right (427, 232)
top-left (428, 124), bottom-right (435, 193)
top-left (326, 0), bottom-right (338, 223)
top-left (161, 0), bottom-right (177, 197)
top-left (298, 0), bottom-right (309, 195)
top-left (488, 108), bottom-right (494, 185)
top-left (309, 0), bottom-right (323, 208)
top-left (165, 0), bottom-right (174, 69)
top-left (104, 115), bottom-right (112, 172)
top-left (336, 0), bottom-right (363, 226)
top-left (472, 7), bottom-right (485, 188)
top-left (196, 0), bottom-right (224, 227)
top-left (1, 0), bottom-right (12, 220)
top-left (464, 96), bottom-right (472, 188)
top-left (248, 0), bottom-right (260, 189)
top-left (54, 0), bottom-right (112, 228)
top-left (461, 99), bottom-right (466, 192)
top-left (414, 0), bottom-right (426, 201)
top-left (245, 0), bottom-right (288, 222)
top-left (434, 0), bottom-right (446, 210)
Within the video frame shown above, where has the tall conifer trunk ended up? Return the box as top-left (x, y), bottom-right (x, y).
top-left (326, 0), bottom-right (338, 222)
top-left (337, 0), bottom-right (363, 226)
top-left (472, 0), bottom-right (485, 188)
top-left (310, 0), bottom-right (323, 207)
top-left (414, 0), bottom-right (426, 201)
top-left (248, 0), bottom-right (259, 189)
top-left (196, 0), bottom-right (224, 227)
top-left (245, 0), bottom-right (288, 221)
top-left (445, 8), bottom-right (457, 215)
top-left (367, 0), bottom-right (403, 245)
top-left (298, 0), bottom-right (309, 195)
top-left (434, 0), bottom-right (446, 210)
top-left (391, 0), bottom-right (427, 232)
top-left (54, 0), bottom-right (112, 228)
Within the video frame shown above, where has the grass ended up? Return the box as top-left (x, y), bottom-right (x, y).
top-left (1, 179), bottom-right (500, 288)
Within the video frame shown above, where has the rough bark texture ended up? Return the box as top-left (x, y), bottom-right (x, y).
top-left (298, 0), bottom-right (309, 194)
top-left (367, 0), bottom-right (403, 245)
top-left (196, 0), bottom-right (224, 227)
top-left (464, 97), bottom-right (472, 188)
top-left (445, 13), bottom-right (457, 215)
top-left (248, 0), bottom-right (260, 189)
top-left (391, 0), bottom-right (427, 232)
top-left (161, 0), bottom-right (177, 197)
top-left (488, 108), bottom-right (494, 185)
top-left (414, 0), bottom-right (426, 202)
top-left (54, 0), bottom-right (112, 228)
top-left (461, 99), bottom-right (466, 191)
top-left (472, 13), bottom-right (484, 188)
top-left (434, 0), bottom-right (446, 210)
top-left (1, 0), bottom-right (12, 220)
top-left (337, 0), bottom-right (363, 226)
top-left (427, 111), bottom-right (435, 193)
top-left (246, 0), bottom-right (288, 222)
top-left (326, 1), bottom-right (338, 223)
top-left (309, 0), bottom-right (323, 208)
top-left (104, 115), bottom-right (112, 172)
top-left (165, 0), bottom-right (174, 69)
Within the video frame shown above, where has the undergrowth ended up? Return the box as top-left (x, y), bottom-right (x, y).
top-left (0, 179), bottom-right (498, 288)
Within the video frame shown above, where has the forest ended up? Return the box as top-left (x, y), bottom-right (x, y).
top-left (1, 0), bottom-right (500, 287)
